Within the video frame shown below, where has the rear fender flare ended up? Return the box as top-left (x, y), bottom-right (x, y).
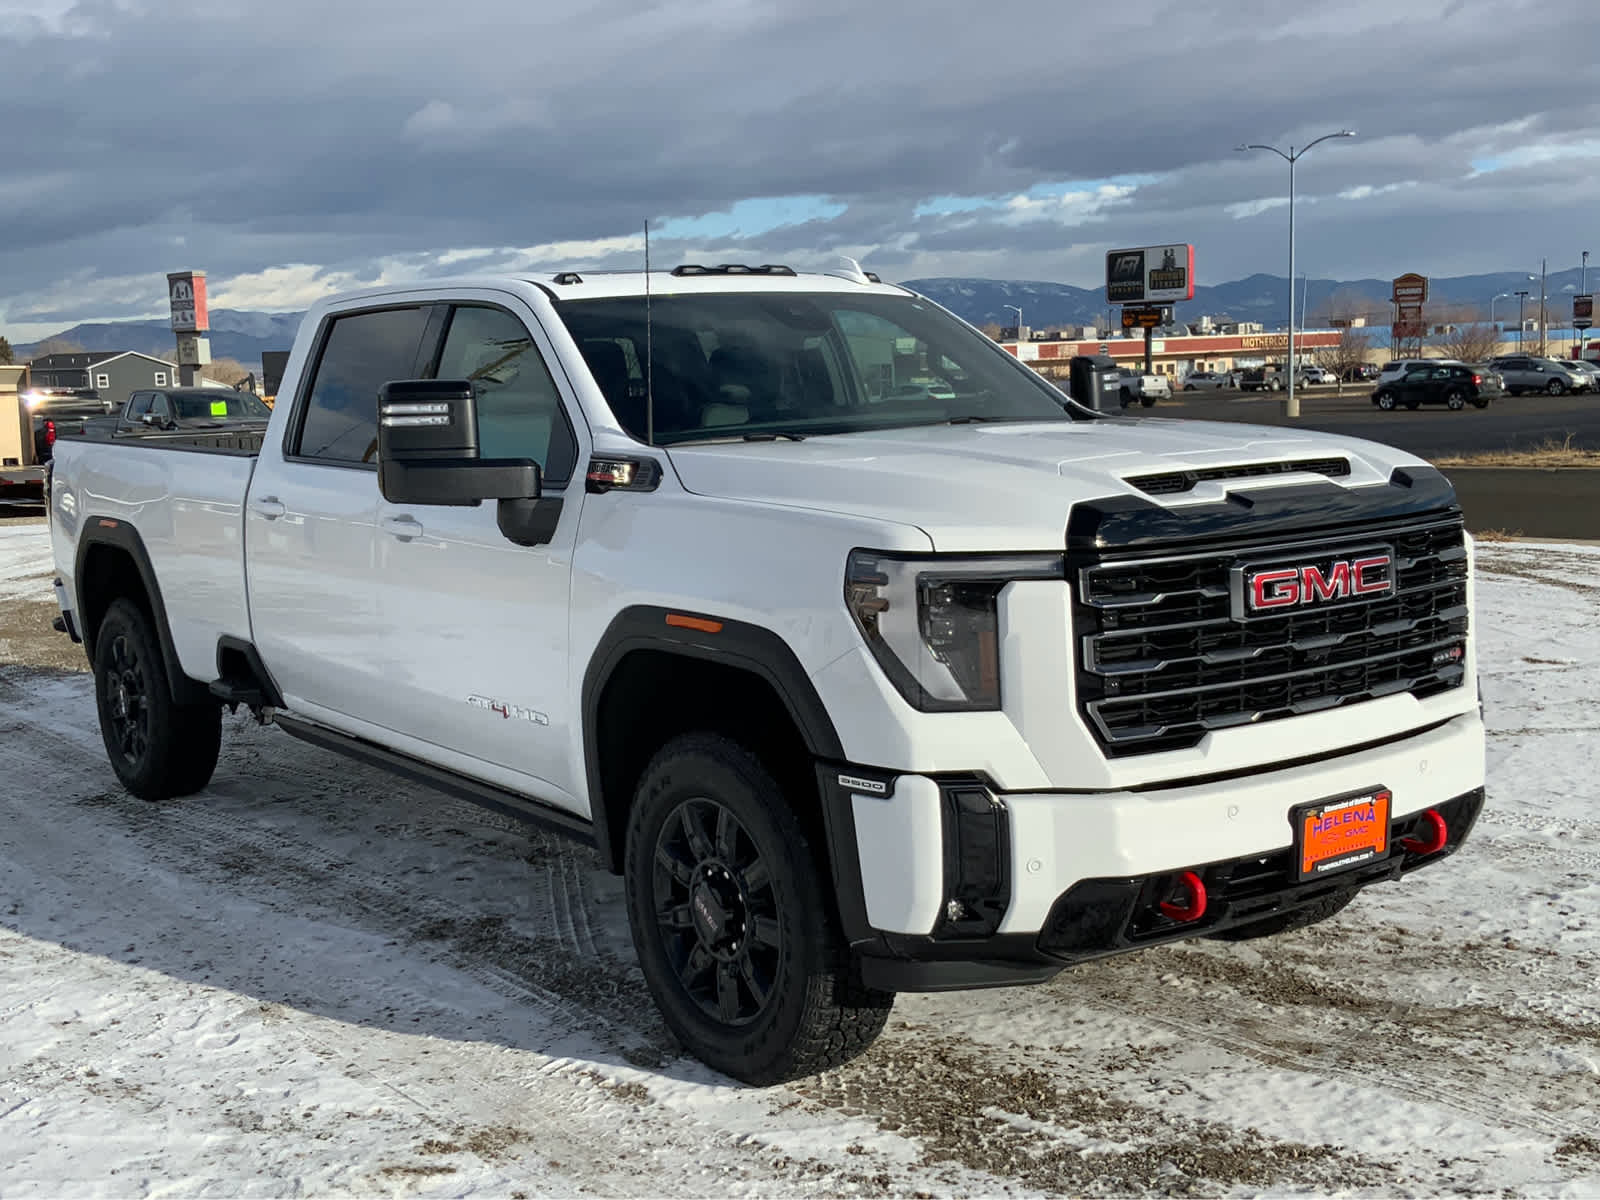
top-left (74, 519), bottom-right (209, 706)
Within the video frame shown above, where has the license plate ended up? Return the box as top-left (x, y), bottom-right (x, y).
top-left (1292, 786), bottom-right (1391, 882)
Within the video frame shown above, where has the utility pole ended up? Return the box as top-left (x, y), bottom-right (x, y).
top-left (1515, 291), bottom-right (1530, 350)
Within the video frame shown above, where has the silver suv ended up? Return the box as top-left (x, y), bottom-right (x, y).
top-left (1489, 356), bottom-right (1588, 395)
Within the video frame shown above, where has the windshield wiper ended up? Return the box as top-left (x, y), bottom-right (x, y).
top-left (945, 415), bottom-right (1009, 424)
top-left (743, 431), bottom-right (807, 442)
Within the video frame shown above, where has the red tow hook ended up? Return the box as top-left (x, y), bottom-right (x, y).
top-left (1159, 871), bottom-right (1208, 923)
top-left (1401, 808), bottom-right (1448, 856)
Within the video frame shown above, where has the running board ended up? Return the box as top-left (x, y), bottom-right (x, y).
top-left (272, 713), bottom-right (597, 847)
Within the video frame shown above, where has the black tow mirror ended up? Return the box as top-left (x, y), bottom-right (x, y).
top-left (376, 379), bottom-right (563, 547)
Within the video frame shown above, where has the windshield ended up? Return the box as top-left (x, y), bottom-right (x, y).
top-left (169, 391), bottom-right (272, 421)
top-left (555, 291), bottom-right (1085, 444)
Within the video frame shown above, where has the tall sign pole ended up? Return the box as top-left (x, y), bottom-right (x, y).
top-left (167, 270), bottom-right (212, 386)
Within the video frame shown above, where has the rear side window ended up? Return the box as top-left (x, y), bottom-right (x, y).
top-left (295, 307), bottom-right (429, 464)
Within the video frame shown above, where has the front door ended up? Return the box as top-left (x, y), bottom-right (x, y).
top-left (372, 297), bottom-right (588, 809)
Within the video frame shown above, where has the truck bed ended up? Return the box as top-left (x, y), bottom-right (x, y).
top-left (50, 436), bottom-right (259, 683)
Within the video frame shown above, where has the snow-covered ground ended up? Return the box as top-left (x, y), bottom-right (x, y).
top-left (1, 525), bottom-right (1598, 1197)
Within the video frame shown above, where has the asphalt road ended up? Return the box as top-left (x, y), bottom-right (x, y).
top-left (1151, 386), bottom-right (1600, 457)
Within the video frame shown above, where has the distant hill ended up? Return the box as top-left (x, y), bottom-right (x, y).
top-left (16, 309), bottom-right (304, 369)
top-left (902, 268), bottom-right (1593, 330)
top-left (13, 265), bottom-right (1591, 361)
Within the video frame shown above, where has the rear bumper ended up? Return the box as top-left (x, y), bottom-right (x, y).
top-left (0, 465), bottom-right (46, 491)
top-left (823, 709), bottom-right (1486, 992)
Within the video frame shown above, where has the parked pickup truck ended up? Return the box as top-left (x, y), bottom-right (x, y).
top-left (74, 386), bottom-right (273, 450)
top-left (1116, 368), bottom-right (1171, 407)
top-left (47, 266), bottom-right (1487, 1084)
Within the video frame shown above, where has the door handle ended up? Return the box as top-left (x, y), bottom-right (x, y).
top-left (381, 515), bottom-right (425, 542)
top-left (250, 496), bottom-right (286, 520)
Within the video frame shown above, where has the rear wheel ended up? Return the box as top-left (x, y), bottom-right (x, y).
top-left (624, 733), bottom-right (893, 1084)
top-left (1375, 391), bottom-right (1397, 411)
top-left (93, 598), bottom-right (222, 800)
top-left (1548, 378), bottom-right (1567, 395)
top-left (1445, 389), bottom-right (1466, 411)
top-left (1207, 889), bottom-right (1358, 942)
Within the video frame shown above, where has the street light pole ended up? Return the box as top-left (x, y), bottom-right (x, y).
top-left (1003, 304), bottom-right (1023, 343)
top-left (1582, 251), bottom-right (1591, 357)
top-left (1490, 292), bottom-right (1509, 330)
top-left (1236, 129), bottom-right (1356, 418)
top-left (1515, 290), bottom-right (1530, 350)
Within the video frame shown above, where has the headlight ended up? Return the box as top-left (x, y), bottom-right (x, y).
top-left (845, 550), bottom-right (1063, 712)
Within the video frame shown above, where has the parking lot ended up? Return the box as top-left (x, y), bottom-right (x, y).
top-left (1154, 387), bottom-right (1600, 459)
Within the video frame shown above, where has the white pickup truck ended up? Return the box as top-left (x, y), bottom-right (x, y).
top-left (47, 264), bottom-right (1486, 1084)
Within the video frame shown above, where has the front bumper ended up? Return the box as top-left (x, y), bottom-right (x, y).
top-left (823, 708), bottom-right (1485, 992)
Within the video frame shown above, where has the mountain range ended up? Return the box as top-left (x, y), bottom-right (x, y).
top-left (13, 267), bottom-right (1594, 364)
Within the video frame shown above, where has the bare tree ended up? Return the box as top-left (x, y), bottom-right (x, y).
top-left (1313, 326), bottom-right (1373, 392)
top-left (0, 335), bottom-right (12, 365)
top-left (978, 322), bottom-right (1004, 341)
top-left (1433, 321), bottom-right (1502, 364)
top-left (200, 357), bottom-right (253, 387)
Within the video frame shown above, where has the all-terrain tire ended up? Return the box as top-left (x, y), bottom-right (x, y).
top-left (1206, 889), bottom-right (1358, 942)
top-left (623, 733), bottom-right (894, 1084)
top-left (93, 598), bottom-right (222, 801)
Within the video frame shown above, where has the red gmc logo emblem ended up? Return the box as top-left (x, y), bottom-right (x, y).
top-left (1234, 549), bottom-right (1394, 616)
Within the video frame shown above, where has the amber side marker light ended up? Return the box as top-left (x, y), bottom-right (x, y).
top-left (666, 613), bottom-right (723, 634)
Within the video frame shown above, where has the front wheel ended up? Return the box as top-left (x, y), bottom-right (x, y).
top-left (1375, 391), bottom-right (1397, 411)
top-left (93, 598), bottom-right (222, 800)
top-left (1548, 379), bottom-right (1567, 395)
top-left (624, 734), bottom-right (893, 1084)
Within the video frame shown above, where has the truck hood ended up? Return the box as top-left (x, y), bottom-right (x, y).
top-left (664, 418), bottom-right (1426, 550)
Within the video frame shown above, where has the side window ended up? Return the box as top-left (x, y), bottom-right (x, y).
top-left (434, 305), bottom-right (578, 483)
top-left (296, 307), bottom-right (429, 464)
top-left (126, 392), bottom-right (154, 418)
top-left (1403, 369), bottom-right (1431, 384)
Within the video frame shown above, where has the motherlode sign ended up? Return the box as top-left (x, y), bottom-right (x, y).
top-left (1106, 245), bottom-right (1195, 305)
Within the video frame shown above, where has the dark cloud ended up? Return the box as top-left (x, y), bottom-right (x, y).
top-left (3, 0), bottom-right (1598, 336)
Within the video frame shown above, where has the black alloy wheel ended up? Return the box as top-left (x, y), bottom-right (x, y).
top-left (652, 796), bottom-right (780, 1028)
top-left (623, 734), bottom-right (893, 1084)
top-left (102, 630), bottom-right (151, 766)
top-left (92, 597), bottom-right (222, 800)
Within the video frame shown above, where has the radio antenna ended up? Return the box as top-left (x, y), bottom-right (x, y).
top-left (644, 220), bottom-right (654, 447)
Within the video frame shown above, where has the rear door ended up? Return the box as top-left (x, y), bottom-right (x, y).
top-left (371, 295), bottom-right (589, 803)
top-left (245, 303), bottom-right (434, 722)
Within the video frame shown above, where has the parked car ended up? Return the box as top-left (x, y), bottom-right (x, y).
top-left (1371, 363), bottom-right (1503, 411)
top-left (1239, 366), bottom-right (1286, 392)
top-left (1298, 366), bottom-right (1336, 386)
top-left (1340, 363), bottom-right (1380, 382)
top-left (1180, 371), bottom-right (1228, 391)
top-left (1375, 359), bottom-right (1464, 391)
top-left (1488, 355), bottom-right (1587, 395)
top-left (21, 387), bottom-right (114, 462)
top-left (1117, 368), bottom-right (1171, 407)
top-left (1559, 360), bottom-right (1600, 391)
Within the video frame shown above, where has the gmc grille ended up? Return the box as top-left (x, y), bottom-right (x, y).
top-left (1073, 517), bottom-right (1468, 756)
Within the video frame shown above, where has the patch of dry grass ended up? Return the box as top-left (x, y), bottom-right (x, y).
top-left (1434, 433), bottom-right (1600, 468)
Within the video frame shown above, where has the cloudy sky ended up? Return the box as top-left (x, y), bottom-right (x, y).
top-left (2, 0), bottom-right (1597, 341)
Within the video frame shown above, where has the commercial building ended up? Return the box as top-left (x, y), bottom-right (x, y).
top-left (1003, 328), bottom-right (1344, 379)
